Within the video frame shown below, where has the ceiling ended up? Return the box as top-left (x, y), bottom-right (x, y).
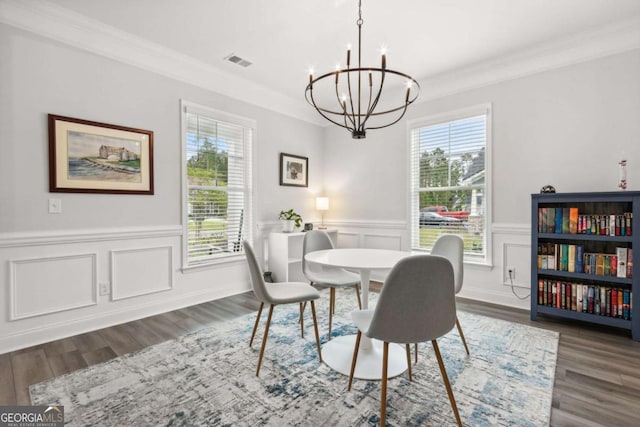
top-left (9, 0), bottom-right (640, 120)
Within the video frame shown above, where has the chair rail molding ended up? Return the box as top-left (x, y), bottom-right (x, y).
top-left (0, 225), bottom-right (183, 248)
top-left (491, 222), bottom-right (530, 235)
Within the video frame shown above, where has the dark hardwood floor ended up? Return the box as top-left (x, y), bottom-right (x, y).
top-left (1, 287), bottom-right (639, 426)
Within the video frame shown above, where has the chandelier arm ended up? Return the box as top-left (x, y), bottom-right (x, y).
top-left (307, 86), bottom-right (354, 131)
top-left (335, 75), bottom-right (357, 129)
top-left (359, 69), bottom-right (386, 129)
top-left (364, 103), bottom-right (410, 130)
top-left (345, 67), bottom-right (357, 131)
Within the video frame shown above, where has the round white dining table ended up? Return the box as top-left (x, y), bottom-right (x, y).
top-left (304, 248), bottom-right (411, 380)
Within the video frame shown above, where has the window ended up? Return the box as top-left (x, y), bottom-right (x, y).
top-left (181, 101), bottom-right (254, 267)
top-left (409, 104), bottom-right (491, 263)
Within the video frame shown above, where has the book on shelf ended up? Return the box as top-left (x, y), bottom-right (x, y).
top-left (539, 281), bottom-right (632, 320)
top-left (575, 245), bottom-right (584, 273)
top-left (568, 245), bottom-right (576, 273)
top-left (595, 254), bottom-right (605, 275)
top-left (570, 208), bottom-right (578, 234)
top-left (616, 247), bottom-right (628, 278)
top-left (538, 208), bottom-right (633, 236)
top-left (554, 208), bottom-right (562, 234)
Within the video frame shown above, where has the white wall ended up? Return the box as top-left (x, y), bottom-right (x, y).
top-left (0, 24), bottom-right (325, 353)
top-left (323, 49), bottom-right (640, 309)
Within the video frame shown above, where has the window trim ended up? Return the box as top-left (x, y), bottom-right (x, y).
top-left (180, 100), bottom-right (256, 270)
top-left (406, 103), bottom-right (493, 266)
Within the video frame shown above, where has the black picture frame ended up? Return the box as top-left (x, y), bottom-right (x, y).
top-left (279, 153), bottom-right (308, 187)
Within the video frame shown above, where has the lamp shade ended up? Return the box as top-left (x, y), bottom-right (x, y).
top-left (316, 197), bottom-right (329, 211)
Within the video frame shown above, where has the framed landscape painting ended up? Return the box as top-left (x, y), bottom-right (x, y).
top-left (279, 153), bottom-right (308, 187)
top-left (48, 114), bottom-right (154, 194)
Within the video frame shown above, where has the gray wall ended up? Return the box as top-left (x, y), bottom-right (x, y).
top-left (323, 48), bottom-right (640, 307)
top-left (0, 24), bottom-right (325, 352)
top-left (1, 18), bottom-right (639, 352)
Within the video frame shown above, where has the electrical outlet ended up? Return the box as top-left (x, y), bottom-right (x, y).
top-left (99, 282), bottom-right (110, 296)
top-left (507, 266), bottom-right (516, 280)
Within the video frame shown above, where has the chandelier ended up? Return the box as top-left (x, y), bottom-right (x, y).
top-left (305, 0), bottom-right (420, 139)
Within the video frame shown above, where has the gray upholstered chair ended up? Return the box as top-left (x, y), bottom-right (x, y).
top-left (243, 240), bottom-right (322, 376)
top-left (347, 255), bottom-right (462, 426)
top-left (302, 230), bottom-right (361, 340)
top-left (414, 234), bottom-right (469, 362)
top-left (432, 234), bottom-right (469, 354)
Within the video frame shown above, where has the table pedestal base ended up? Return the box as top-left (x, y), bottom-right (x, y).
top-left (322, 335), bottom-right (408, 380)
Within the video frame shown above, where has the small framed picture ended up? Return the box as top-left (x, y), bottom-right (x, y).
top-left (48, 114), bottom-right (154, 194)
top-left (279, 153), bottom-right (308, 187)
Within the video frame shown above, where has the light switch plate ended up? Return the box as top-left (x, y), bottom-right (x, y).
top-left (48, 198), bottom-right (62, 213)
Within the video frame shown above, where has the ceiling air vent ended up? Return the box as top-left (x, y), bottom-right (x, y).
top-left (224, 53), bottom-right (252, 68)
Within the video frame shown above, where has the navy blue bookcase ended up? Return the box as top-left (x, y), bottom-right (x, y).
top-left (531, 191), bottom-right (640, 341)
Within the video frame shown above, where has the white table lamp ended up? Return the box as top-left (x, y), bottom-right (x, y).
top-left (316, 197), bottom-right (329, 229)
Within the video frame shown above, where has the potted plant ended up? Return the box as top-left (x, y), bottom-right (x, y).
top-left (279, 209), bottom-right (303, 233)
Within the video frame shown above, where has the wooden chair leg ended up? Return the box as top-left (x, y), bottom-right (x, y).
top-left (348, 331), bottom-right (362, 391)
top-left (328, 288), bottom-right (335, 341)
top-left (256, 305), bottom-right (274, 376)
top-left (310, 300), bottom-right (323, 363)
top-left (414, 343), bottom-right (418, 364)
top-left (355, 284), bottom-right (362, 309)
top-left (299, 303), bottom-right (304, 338)
top-left (432, 340), bottom-right (462, 427)
top-left (456, 316), bottom-right (470, 355)
top-left (380, 342), bottom-right (389, 426)
top-left (298, 301), bottom-right (307, 324)
top-left (250, 302), bottom-right (264, 347)
top-left (405, 344), bottom-right (412, 382)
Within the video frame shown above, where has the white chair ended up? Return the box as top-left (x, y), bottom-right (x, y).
top-left (302, 230), bottom-right (361, 340)
top-left (347, 255), bottom-right (462, 426)
top-left (243, 240), bottom-right (323, 376)
top-left (414, 234), bottom-right (469, 362)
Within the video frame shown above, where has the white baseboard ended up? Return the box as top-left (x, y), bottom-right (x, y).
top-left (0, 282), bottom-right (251, 354)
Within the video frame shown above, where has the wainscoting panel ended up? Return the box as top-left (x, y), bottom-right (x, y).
top-left (336, 232), bottom-right (359, 248)
top-left (502, 242), bottom-right (531, 287)
top-left (9, 253), bottom-right (98, 320)
top-left (111, 246), bottom-right (174, 301)
top-left (362, 233), bottom-right (403, 250)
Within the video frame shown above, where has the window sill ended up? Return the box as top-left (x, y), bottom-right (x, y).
top-left (181, 253), bottom-right (246, 273)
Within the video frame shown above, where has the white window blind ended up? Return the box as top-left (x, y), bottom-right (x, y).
top-left (409, 107), bottom-right (490, 260)
top-left (182, 103), bottom-right (253, 266)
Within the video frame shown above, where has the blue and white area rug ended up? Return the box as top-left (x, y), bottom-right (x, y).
top-left (30, 291), bottom-right (558, 426)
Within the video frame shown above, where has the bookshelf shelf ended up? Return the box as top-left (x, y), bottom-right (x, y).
top-left (535, 305), bottom-right (632, 330)
top-left (531, 191), bottom-right (639, 341)
top-left (538, 233), bottom-right (633, 243)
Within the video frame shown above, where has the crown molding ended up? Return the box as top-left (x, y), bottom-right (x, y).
top-left (0, 0), bottom-right (324, 126)
top-left (2, 1), bottom-right (638, 118)
top-left (417, 17), bottom-right (640, 102)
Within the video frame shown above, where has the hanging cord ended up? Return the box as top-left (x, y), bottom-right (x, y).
top-left (508, 269), bottom-right (530, 300)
